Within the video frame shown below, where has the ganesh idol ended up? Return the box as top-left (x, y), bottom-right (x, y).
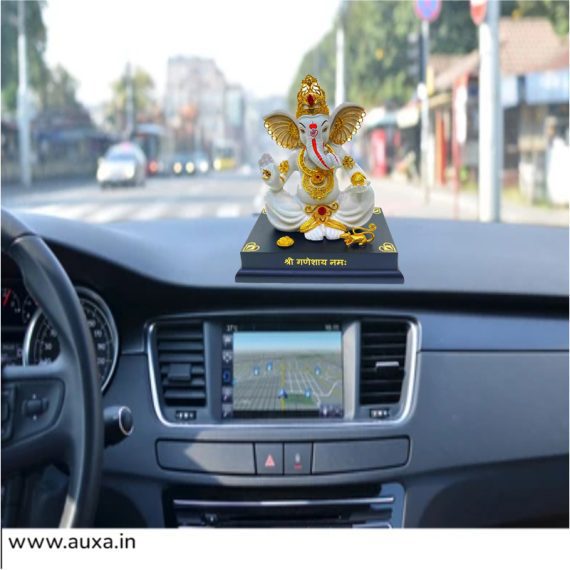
top-left (260, 74), bottom-right (375, 242)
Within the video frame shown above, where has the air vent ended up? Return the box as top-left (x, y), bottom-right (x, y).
top-left (154, 321), bottom-right (206, 408)
top-left (360, 320), bottom-right (410, 406)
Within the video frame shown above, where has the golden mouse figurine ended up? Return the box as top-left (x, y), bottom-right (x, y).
top-left (259, 75), bottom-right (375, 243)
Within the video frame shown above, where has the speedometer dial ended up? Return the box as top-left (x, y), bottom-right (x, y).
top-left (23, 287), bottom-right (119, 391)
top-left (21, 294), bottom-right (37, 325)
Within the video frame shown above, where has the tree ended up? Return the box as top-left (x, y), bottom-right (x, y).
top-left (44, 65), bottom-right (82, 110)
top-left (431, 0), bottom-right (477, 54)
top-left (504, 0), bottom-right (569, 35)
top-left (289, 1), bottom-right (419, 109)
top-left (1, 0), bottom-right (49, 113)
top-left (106, 66), bottom-right (157, 131)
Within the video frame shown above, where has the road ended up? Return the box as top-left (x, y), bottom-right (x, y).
top-left (1, 172), bottom-right (264, 223)
top-left (2, 172), bottom-right (567, 226)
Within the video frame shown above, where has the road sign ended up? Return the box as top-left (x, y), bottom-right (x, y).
top-left (414, 0), bottom-right (442, 23)
top-left (470, 0), bottom-right (488, 26)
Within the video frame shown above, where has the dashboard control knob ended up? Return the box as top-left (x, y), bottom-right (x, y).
top-left (104, 405), bottom-right (133, 447)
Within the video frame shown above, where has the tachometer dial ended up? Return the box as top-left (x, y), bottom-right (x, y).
top-left (23, 288), bottom-right (119, 391)
top-left (2, 287), bottom-right (22, 324)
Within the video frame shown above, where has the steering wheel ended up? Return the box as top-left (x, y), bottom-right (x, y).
top-left (1, 209), bottom-right (103, 527)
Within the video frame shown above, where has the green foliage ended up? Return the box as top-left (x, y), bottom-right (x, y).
top-left (506, 0), bottom-right (569, 35)
top-left (345, 0), bottom-right (418, 107)
top-left (1, 0), bottom-right (48, 112)
top-left (106, 67), bottom-right (156, 129)
top-left (44, 65), bottom-right (81, 110)
top-left (288, 31), bottom-right (337, 109)
top-left (289, 1), bottom-right (419, 109)
top-left (430, 0), bottom-right (477, 54)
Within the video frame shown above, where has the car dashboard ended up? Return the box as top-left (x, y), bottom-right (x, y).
top-left (1, 212), bottom-right (568, 528)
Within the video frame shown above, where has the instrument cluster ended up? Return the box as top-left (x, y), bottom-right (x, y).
top-left (1, 282), bottom-right (119, 392)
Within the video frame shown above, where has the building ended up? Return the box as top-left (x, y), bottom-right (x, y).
top-left (164, 56), bottom-right (227, 154)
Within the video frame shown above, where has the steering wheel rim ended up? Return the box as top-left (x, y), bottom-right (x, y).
top-left (1, 208), bottom-right (103, 527)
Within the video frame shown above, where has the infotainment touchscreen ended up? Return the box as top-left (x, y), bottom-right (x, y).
top-left (221, 326), bottom-right (343, 419)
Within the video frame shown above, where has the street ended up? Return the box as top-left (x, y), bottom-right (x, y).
top-left (2, 172), bottom-right (567, 227)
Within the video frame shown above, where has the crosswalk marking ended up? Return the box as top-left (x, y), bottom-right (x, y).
top-left (86, 203), bottom-right (139, 223)
top-left (176, 203), bottom-right (206, 218)
top-left (215, 204), bottom-right (241, 217)
top-left (21, 200), bottom-right (253, 223)
top-left (128, 202), bottom-right (173, 221)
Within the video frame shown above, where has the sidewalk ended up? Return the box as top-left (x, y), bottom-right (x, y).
top-left (370, 177), bottom-right (568, 227)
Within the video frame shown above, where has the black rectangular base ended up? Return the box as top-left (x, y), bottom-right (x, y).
top-left (236, 209), bottom-right (404, 284)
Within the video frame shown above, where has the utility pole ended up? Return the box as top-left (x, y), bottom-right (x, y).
top-left (478, 0), bottom-right (502, 222)
top-left (17, 1), bottom-right (32, 187)
top-left (335, 1), bottom-right (346, 108)
top-left (125, 62), bottom-right (135, 138)
top-left (419, 20), bottom-right (430, 202)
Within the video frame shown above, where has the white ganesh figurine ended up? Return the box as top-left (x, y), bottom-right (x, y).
top-left (260, 74), bottom-right (375, 242)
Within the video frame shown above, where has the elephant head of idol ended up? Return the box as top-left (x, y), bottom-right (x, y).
top-left (263, 75), bottom-right (366, 170)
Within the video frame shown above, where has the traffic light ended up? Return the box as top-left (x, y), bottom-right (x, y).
top-left (406, 31), bottom-right (425, 85)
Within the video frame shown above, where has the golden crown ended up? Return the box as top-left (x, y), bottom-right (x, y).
top-left (296, 75), bottom-right (329, 118)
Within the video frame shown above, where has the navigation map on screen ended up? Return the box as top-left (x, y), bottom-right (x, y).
top-left (230, 330), bottom-right (343, 418)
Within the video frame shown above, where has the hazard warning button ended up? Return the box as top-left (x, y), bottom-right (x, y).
top-left (255, 443), bottom-right (283, 475)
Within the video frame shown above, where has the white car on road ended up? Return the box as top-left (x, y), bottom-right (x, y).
top-left (97, 142), bottom-right (146, 188)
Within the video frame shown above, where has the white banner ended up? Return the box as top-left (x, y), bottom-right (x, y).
top-left (1, 528), bottom-right (569, 570)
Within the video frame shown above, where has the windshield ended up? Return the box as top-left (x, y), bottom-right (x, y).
top-left (1, 0), bottom-right (568, 227)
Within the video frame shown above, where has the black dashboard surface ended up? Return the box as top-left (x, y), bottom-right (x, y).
top-left (11, 211), bottom-right (569, 297)
top-left (2, 211), bottom-right (568, 528)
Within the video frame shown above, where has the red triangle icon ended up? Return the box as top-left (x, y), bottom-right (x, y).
top-left (264, 454), bottom-right (276, 468)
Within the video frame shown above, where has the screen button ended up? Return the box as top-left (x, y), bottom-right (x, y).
top-left (284, 443), bottom-right (312, 475)
top-left (221, 387), bottom-right (233, 403)
top-left (255, 444), bottom-right (283, 475)
top-left (222, 368), bottom-right (232, 385)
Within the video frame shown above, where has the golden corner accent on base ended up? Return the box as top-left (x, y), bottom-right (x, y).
top-left (379, 242), bottom-right (397, 253)
top-left (242, 241), bottom-right (261, 252)
top-left (284, 257), bottom-right (347, 267)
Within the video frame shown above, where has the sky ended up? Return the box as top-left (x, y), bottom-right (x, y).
top-left (234, 331), bottom-right (342, 355)
top-left (43, 0), bottom-right (341, 107)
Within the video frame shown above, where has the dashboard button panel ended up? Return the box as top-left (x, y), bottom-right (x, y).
top-left (157, 441), bottom-right (255, 475)
top-left (255, 443), bottom-right (283, 475)
top-left (312, 438), bottom-right (409, 474)
top-left (284, 443), bottom-right (312, 475)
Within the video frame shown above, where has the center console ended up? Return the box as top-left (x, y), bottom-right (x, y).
top-left (146, 311), bottom-right (419, 527)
